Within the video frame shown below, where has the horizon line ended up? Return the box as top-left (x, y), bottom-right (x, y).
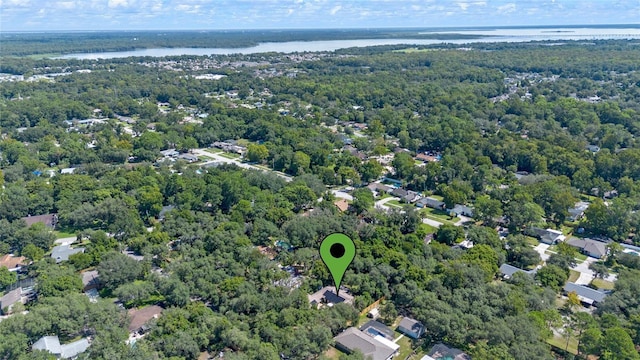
top-left (2, 23), bottom-right (640, 34)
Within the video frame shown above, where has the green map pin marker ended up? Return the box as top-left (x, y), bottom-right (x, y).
top-left (320, 233), bottom-right (356, 296)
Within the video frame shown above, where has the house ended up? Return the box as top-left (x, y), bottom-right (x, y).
top-left (81, 270), bottom-right (99, 291)
top-left (499, 264), bottom-right (535, 279)
top-left (416, 197), bottom-right (445, 210)
top-left (604, 190), bottom-right (619, 199)
top-left (391, 188), bottom-right (420, 203)
top-left (568, 201), bottom-right (590, 222)
top-left (563, 282), bottom-right (608, 307)
top-left (1, 288), bottom-right (24, 314)
top-left (528, 227), bottom-right (565, 245)
top-left (367, 183), bottom-right (393, 195)
top-left (449, 204), bottom-right (474, 217)
top-left (415, 153), bottom-right (438, 163)
top-left (32, 336), bottom-right (90, 359)
top-left (160, 149), bottom-right (180, 158)
top-left (178, 153), bottom-right (199, 163)
top-left (397, 317), bottom-right (425, 339)
top-left (308, 286), bottom-right (354, 307)
top-left (51, 244), bottom-right (85, 263)
top-left (565, 237), bottom-right (608, 259)
top-left (20, 213), bottom-right (58, 229)
top-left (334, 199), bottom-right (350, 212)
top-left (0, 254), bottom-right (28, 272)
top-left (422, 343), bottom-right (471, 360)
top-left (334, 327), bottom-right (399, 360)
top-left (360, 320), bottom-right (395, 341)
top-left (586, 145), bottom-right (601, 153)
top-left (128, 305), bottom-right (164, 334)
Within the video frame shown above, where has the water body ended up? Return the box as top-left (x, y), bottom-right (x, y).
top-left (56, 27), bottom-right (640, 60)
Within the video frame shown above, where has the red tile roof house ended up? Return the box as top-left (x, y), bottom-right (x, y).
top-left (0, 254), bottom-right (28, 272)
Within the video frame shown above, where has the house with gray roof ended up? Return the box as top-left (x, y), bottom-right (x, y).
top-left (397, 317), bottom-right (425, 339)
top-left (160, 149), bottom-right (180, 158)
top-left (416, 197), bottom-right (445, 210)
top-left (449, 204), bottom-right (474, 217)
top-left (51, 244), bottom-right (85, 263)
top-left (566, 237), bottom-right (608, 259)
top-left (33, 336), bottom-right (90, 359)
top-left (499, 264), bottom-right (536, 279)
top-left (308, 286), bottom-right (354, 307)
top-left (527, 227), bottom-right (565, 244)
top-left (422, 343), bottom-right (471, 360)
top-left (1, 288), bottom-right (23, 315)
top-left (334, 327), bottom-right (399, 360)
top-left (563, 282), bottom-right (608, 307)
top-left (568, 201), bottom-right (590, 222)
top-left (360, 320), bottom-right (395, 341)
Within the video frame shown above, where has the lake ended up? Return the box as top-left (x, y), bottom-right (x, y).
top-left (56, 27), bottom-right (640, 59)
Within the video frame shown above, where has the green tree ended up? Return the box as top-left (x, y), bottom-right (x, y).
top-left (351, 188), bottom-right (374, 214)
top-left (246, 144), bottom-right (269, 163)
top-left (600, 327), bottom-right (639, 360)
top-left (535, 265), bottom-right (568, 291)
top-left (436, 224), bottom-right (464, 245)
top-left (0, 266), bottom-right (17, 287)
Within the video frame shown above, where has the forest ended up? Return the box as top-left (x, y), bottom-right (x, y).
top-left (1, 38), bottom-right (640, 360)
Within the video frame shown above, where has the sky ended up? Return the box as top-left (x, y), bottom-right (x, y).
top-left (1, 0), bottom-right (639, 32)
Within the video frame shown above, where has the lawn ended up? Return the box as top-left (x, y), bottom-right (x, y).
top-left (395, 335), bottom-right (416, 359)
top-left (418, 223), bottom-right (438, 235)
top-left (54, 230), bottom-right (77, 239)
top-left (323, 346), bottom-right (340, 360)
top-left (418, 207), bottom-right (457, 222)
top-left (547, 335), bottom-right (578, 355)
top-left (525, 236), bottom-right (540, 247)
top-left (568, 270), bottom-right (581, 283)
top-left (591, 278), bottom-right (615, 290)
top-left (219, 152), bottom-right (241, 159)
top-left (387, 200), bottom-right (404, 207)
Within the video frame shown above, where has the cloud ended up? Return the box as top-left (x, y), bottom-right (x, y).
top-left (108, 0), bottom-right (129, 8)
top-left (458, 2), bottom-right (469, 11)
top-left (56, 1), bottom-right (76, 9)
top-left (330, 5), bottom-right (341, 15)
top-left (497, 3), bottom-right (516, 14)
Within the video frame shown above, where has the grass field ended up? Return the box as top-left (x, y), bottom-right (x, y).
top-left (54, 230), bottom-right (77, 239)
top-left (591, 278), bottom-right (615, 290)
top-left (548, 334), bottom-right (578, 355)
top-left (568, 270), bottom-right (581, 283)
top-left (525, 236), bottom-right (540, 247)
top-left (219, 152), bottom-right (241, 159)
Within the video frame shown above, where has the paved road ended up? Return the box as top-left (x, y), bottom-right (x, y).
top-left (422, 218), bottom-right (443, 228)
top-left (193, 148), bottom-right (293, 182)
top-left (533, 242), bottom-right (617, 286)
top-left (332, 190), bottom-right (353, 201)
top-left (54, 237), bottom-right (77, 246)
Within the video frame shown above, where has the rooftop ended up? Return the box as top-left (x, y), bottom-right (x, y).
top-left (564, 282), bottom-right (608, 304)
top-left (128, 305), bottom-right (163, 332)
top-left (334, 327), bottom-right (397, 360)
top-left (308, 286), bottom-right (354, 306)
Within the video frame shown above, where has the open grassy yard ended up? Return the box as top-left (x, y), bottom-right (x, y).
top-left (323, 346), bottom-right (340, 360)
top-left (569, 270), bottom-right (581, 283)
top-left (54, 230), bottom-right (77, 239)
top-left (525, 236), bottom-right (540, 247)
top-left (591, 278), bottom-right (615, 290)
top-left (548, 335), bottom-right (578, 355)
top-left (219, 152), bottom-right (241, 159)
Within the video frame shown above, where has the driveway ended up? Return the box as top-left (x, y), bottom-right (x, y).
top-left (332, 190), bottom-right (353, 201)
top-left (193, 148), bottom-right (293, 182)
top-left (533, 243), bottom-right (551, 262)
top-left (374, 197), bottom-right (401, 212)
top-left (422, 218), bottom-right (443, 228)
